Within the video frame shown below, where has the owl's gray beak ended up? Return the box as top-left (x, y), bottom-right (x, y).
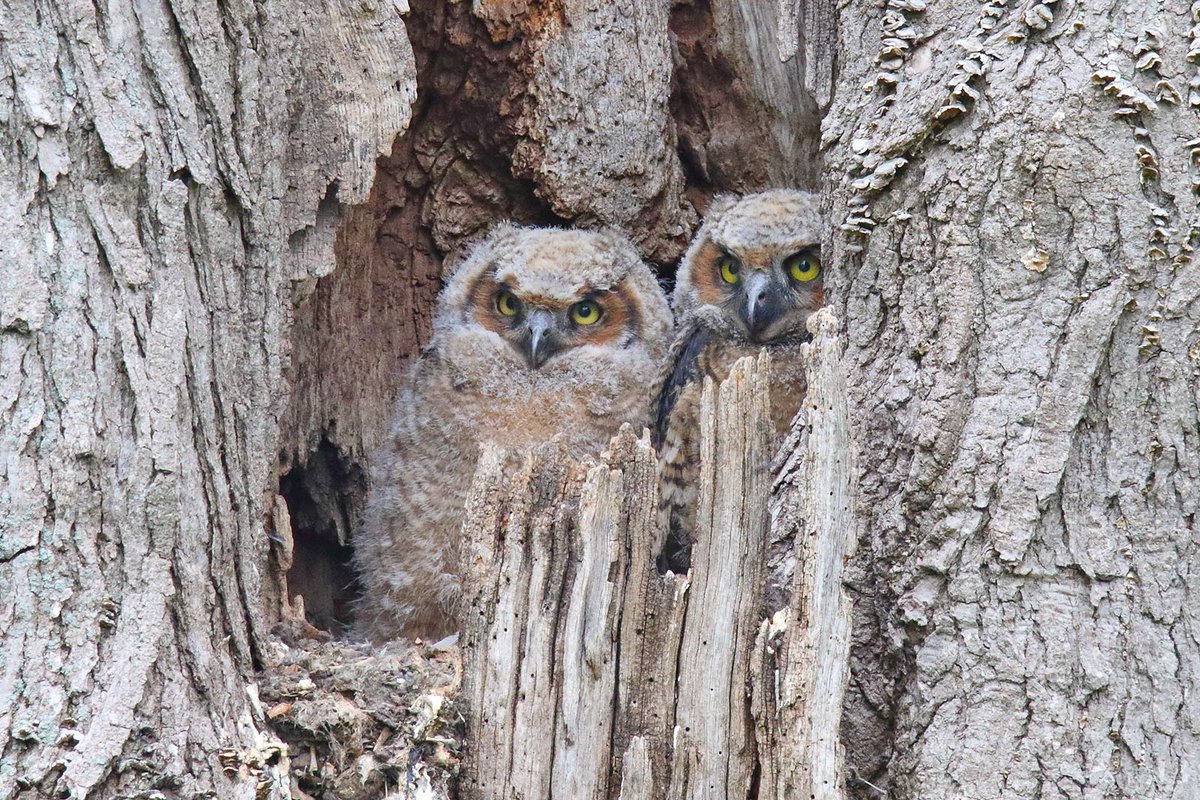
top-left (739, 272), bottom-right (782, 340)
top-left (522, 310), bottom-right (559, 368)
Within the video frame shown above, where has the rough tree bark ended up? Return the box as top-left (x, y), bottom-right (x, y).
top-left (0, 1), bottom-right (415, 797)
top-left (825, 1), bottom-right (1200, 796)
top-left (8, 0), bottom-right (1192, 798)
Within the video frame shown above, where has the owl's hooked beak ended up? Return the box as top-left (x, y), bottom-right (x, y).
top-left (521, 310), bottom-right (560, 369)
top-left (738, 271), bottom-right (784, 341)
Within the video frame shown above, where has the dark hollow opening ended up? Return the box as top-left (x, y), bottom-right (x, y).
top-left (278, 439), bottom-right (365, 635)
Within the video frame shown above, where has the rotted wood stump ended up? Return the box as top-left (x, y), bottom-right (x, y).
top-left (459, 308), bottom-right (856, 800)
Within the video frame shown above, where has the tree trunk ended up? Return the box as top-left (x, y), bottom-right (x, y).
top-left (825, 1), bottom-right (1200, 796)
top-left (9, 0), bottom-right (1195, 798)
top-left (0, 1), bottom-right (415, 797)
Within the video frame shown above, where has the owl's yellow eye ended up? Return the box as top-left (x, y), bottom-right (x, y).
top-left (786, 252), bottom-right (821, 282)
top-left (719, 255), bottom-right (741, 284)
top-left (496, 290), bottom-right (521, 316)
top-left (570, 300), bottom-right (602, 325)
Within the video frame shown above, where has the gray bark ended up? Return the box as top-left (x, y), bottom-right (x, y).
top-left (824, 1), bottom-right (1200, 796)
top-left (0, 1), bottom-right (415, 797)
top-left (7, 0), bottom-right (1188, 798)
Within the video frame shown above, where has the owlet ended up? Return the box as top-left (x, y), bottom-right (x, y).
top-left (355, 224), bottom-right (673, 640)
top-left (654, 190), bottom-right (824, 572)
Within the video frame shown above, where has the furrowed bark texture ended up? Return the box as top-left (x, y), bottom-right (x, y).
top-left (0, 2), bottom-right (415, 797)
top-left (824, 1), bottom-right (1200, 796)
top-left (461, 330), bottom-right (857, 800)
top-left (489, 0), bottom-right (696, 264)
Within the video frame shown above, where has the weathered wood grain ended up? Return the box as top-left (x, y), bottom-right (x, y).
top-left (669, 354), bottom-right (772, 800)
top-left (755, 308), bottom-right (855, 800)
top-left (460, 347), bottom-right (857, 800)
top-left (460, 433), bottom-right (660, 800)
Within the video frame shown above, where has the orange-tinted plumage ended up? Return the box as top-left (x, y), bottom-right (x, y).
top-left (654, 190), bottom-right (824, 572)
top-left (355, 225), bottom-right (673, 641)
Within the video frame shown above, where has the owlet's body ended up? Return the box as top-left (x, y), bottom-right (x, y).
top-left (356, 225), bottom-right (673, 641)
top-left (654, 190), bottom-right (824, 571)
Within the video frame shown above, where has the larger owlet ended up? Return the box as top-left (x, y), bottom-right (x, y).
top-left (654, 190), bottom-right (824, 571)
top-left (355, 224), bottom-right (673, 641)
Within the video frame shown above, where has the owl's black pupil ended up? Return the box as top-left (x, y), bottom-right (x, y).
top-left (578, 303), bottom-right (593, 316)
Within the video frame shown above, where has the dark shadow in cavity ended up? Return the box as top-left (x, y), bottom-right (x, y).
top-left (278, 439), bottom-right (365, 635)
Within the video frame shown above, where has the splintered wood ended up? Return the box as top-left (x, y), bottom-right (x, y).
top-left (755, 309), bottom-right (857, 800)
top-left (460, 309), bottom-right (855, 800)
top-left (670, 351), bottom-right (771, 799)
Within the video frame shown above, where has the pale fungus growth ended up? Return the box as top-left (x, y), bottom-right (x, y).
top-left (874, 0), bottom-right (924, 91)
top-left (1155, 80), bottom-right (1182, 106)
top-left (1135, 143), bottom-right (1160, 182)
top-left (1021, 247), bottom-right (1050, 274)
top-left (1187, 4), bottom-right (1200, 105)
top-left (1136, 52), bottom-right (1164, 72)
top-left (1091, 69), bottom-right (1157, 115)
top-left (1149, 208), bottom-right (1173, 261)
top-left (979, 2), bottom-right (1006, 32)
top-left (1140, 323), bottom-right (1162, 353)
top-left (1024, 4), bottom-right (1054, 31)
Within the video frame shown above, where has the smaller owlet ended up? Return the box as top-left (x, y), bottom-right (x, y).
top-left (355, 224), bottom-right (673, 641)
top-left (654, 190), bottom-right (824, 571)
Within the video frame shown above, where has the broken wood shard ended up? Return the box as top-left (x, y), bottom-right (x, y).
top-left (461, 313), bottom-right (853, 800)
top-left (671, 353), bottom-right (772, 799)
top-left (755, 307), bottom-right (856, 800)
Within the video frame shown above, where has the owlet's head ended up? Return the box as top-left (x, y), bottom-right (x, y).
top-left (435, 224), bottom-right (672, 370)
top-left (674, 190), bottom-right (823, 343)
